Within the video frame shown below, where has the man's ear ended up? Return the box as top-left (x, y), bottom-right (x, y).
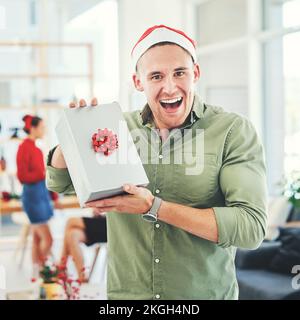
top-left (193, 63), bottom-right (201, 83)
top-left (132, 73), bottom-right (144, 92)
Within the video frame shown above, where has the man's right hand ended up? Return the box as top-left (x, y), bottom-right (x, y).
top-left (50, 97), bottom-right (99, 169)
top-left (69, 97), bottom-right (98, 108)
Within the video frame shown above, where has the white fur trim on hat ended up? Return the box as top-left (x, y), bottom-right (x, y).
top-left (131, 25), bottom-right (197, 71)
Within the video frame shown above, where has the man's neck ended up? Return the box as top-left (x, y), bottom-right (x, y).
top-left (157, 128), bottom-right (170, 142)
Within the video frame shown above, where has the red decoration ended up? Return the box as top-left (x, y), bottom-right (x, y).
top-left (24, 115), bottom-right (33, 130)
top-left (92, 128), bottom-right (118, 156)
top-left (39, 257), bottom-right (81, 300)
top-left (1, 191), bottom-right (20, 202)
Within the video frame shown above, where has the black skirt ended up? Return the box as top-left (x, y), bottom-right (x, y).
top-left (82, 216), bottom-right (107, 246)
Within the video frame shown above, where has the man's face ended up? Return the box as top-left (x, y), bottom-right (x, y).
top-left (133, 44), bottom-right (200, 129)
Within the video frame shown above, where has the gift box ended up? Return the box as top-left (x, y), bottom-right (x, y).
top-left (55, 102), bottom-right (149, 207)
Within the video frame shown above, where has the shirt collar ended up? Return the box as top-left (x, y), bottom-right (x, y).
top-left (139, 94), bottom-right (205, 127)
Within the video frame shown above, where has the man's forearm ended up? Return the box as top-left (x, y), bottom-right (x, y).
top-left (157, 201), bottom-right (218, 243)
top-left (51, 145), bottom-right (67, 169)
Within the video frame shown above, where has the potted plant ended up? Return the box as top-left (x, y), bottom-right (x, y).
top-left (36, 258), bottom-right (81, 300)
top-left (283, 171), bottom-right (300, 219)
top-left (55, 257), bottom-right (81, 300)
top-left (39, 263), bottom-right (61, 300)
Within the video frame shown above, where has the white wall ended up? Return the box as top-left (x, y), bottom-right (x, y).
top-left (198, 45), bottom-right (248, 116)
top-left (196, 0), bottom-right (247, 45)
top-left (196, 0), bottom-right (249, 117)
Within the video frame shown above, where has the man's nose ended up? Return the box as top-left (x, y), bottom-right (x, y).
top-left (163, 75), bottom-right (177, 94)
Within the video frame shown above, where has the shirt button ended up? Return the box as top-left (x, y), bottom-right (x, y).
top-left (155, 294), bottom-right (160, 299)
top-left (155, 223), bottom-right (160, 229)
top-left (155, 189), bottom-right (160, 194)
top-left (158, 154), bottom-right (163, 159)
top-left (155, 258), bottom-right (160, 263)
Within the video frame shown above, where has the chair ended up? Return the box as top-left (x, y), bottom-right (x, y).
top-left (88, 242), bottom-right (107, 284)
top-left (11, 212), bottom-right (30, 267)
top-left (236, 240), bottom-right (300, 299)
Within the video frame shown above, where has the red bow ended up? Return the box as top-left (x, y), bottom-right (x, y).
top-left (92, 128), bottom-right (118, 156)
top-left (24, 115), bottom-right (33, 130)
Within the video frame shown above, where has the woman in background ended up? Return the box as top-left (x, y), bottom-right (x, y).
top-left (61, 211), bottom-right (107, 282)
top-left (16, 115), bottom-right (58, 277)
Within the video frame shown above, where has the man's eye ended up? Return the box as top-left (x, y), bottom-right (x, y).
top-left (151, 74), bottom-right (162, 80)
top-left (174, 71), bottom-right (184, 77)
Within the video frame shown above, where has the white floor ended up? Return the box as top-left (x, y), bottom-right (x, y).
top-left (0, 208), bottom-right (107, 300)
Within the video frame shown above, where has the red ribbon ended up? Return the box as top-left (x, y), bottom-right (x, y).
top-left (24, 115), bottom-right (33, 130)
top-left (92, 128), bottom-right (118, 156)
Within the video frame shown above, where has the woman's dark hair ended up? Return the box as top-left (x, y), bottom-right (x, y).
top-left (22, 115), bottom-right (42, 134)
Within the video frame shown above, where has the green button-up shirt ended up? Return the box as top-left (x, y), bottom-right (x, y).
top-left (46, 95), bottom-right (267, 300)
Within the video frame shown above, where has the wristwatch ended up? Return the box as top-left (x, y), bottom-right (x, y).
top-left (142, 196), bottom-right (162, 222)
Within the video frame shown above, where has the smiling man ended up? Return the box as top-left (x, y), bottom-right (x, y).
top-left (46, 25), bottom-right (267, 300)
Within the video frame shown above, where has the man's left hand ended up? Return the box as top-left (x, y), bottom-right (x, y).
top-left (85, 184), bottom-right (154, 215)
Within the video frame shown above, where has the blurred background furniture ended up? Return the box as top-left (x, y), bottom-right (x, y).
top-left (236, 207), bottom-right (300, 300)
top-left (236, 241), bottom-right (298, 299)
top-left (0, 195), bottom-right (80, 215)
top-left (88, 242), bottom-right (107, 284)
top-left (11, 211), bottom-right (30, 267)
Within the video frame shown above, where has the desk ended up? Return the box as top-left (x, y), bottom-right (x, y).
top-left (0, 195), bottom-right (80, 215)
top-left (5, 283), bottom-right (106, 300)
top-left (285, 221), bottom-right (300, 228)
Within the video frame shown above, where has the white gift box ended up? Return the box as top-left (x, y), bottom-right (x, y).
top-left (56, 102), bottom-right (149, 207)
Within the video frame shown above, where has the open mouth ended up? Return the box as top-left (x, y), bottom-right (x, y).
top-left (159, 97), bottom-right (183, 110)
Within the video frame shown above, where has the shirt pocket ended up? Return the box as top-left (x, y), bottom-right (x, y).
top-left (173, 153), bottom-right (219, 205)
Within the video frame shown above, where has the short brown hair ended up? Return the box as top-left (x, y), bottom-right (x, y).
top-left (135, 41), bottom-right (195, 73)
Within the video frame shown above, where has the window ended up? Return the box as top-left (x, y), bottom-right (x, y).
top-left (194, 0), bottom-right (300, 193)
top-left (263, 0), bottom-right (300, 186)
top-left (283, 31), bottom-right (300, 175)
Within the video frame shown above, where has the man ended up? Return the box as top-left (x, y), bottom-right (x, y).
top-left (46, 25), bottom-right (267, 299)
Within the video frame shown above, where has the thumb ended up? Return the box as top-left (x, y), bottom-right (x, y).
top-left (123, 184), bottom-right (141, 195)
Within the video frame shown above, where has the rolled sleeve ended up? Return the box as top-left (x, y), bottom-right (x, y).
top-left (213, 117), bottom-right (268, 249)
top-left (46, 165), bottom-right (75, 194)
top-left (45, 147), bottom-right (75, 194)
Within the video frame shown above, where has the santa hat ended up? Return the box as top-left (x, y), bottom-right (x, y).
top-left (131, 25), bottom-right (197, 71)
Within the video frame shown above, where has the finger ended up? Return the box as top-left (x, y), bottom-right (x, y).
top-left (86, 197), bottom-right (120, 208)
top-left (123, 184), bottom-right (140, 195)
top-left (91, 97), bottom-right (98, 107)
top-left (93, 206), bottom-right (116, 213)
top-left (69, 101), bottom-right (77, 108)
top-left (79, 99), bottom-right (87, 107)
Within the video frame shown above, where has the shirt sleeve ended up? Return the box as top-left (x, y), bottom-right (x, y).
top-left (212, 116), bottom-right (268, 250)
top-left (45, 147), bottom-right (75, 195)
top-left (16, 144), bottom-right (44, 183)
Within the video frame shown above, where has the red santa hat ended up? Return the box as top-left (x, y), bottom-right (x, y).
top-left (131, 24), bottom-right (197, 71)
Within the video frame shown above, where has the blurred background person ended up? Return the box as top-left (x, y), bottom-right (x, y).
top-left (60, 210), bottom-right (107, 283)
top-left (16, 115), bottom-right (59, 277)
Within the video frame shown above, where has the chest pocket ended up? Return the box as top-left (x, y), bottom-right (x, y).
top-left (173, 153), bottom-right (219, 206)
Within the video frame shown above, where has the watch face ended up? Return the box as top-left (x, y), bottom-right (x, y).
top-left (142, 213), bottom-right (157, 222)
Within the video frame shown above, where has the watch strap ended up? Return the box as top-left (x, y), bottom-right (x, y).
top-left (142, 196), bottom-right (162, 222)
